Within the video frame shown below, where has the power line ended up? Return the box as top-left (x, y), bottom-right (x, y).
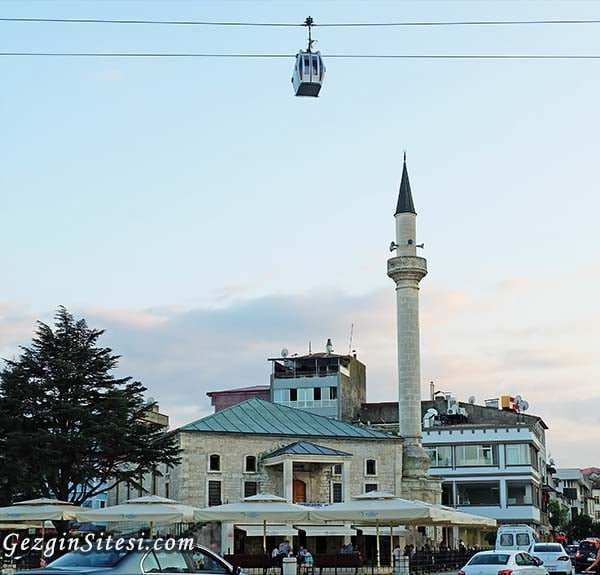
top-left (1, 52), bottom-right (600, 59)
top-left (2, 16), bottom-right (600, 28)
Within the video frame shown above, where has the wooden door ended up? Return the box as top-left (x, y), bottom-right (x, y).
top-left (293, 479), bottom-right (306, 503)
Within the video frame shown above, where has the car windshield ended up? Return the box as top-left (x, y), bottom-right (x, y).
top-left (49, 549), bottom-right (129, 568)
top-left (533, 545), bottom-right (563, 552)
top-left (469, 554), bottom-right (510, 565)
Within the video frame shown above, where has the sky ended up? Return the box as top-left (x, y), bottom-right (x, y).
top-left (0, 0), bottom-right (599, 467)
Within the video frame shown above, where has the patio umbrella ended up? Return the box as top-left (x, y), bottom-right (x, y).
top-left (413, 501), bottom-right (497, 528)
top-left (194, 493), bottom-right (311, 553)
top-left (0, 498), bottom-right (79, 541)
top-left (310, 491), bottom-right (456, 567)
top-left (76, 495), bottom-right (201, 534)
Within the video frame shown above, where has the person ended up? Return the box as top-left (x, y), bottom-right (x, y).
top-left (272, 546), bottom-right (279, 559)
top-left (304, 550), bottom-right (314, 565)
top-left (278, 540), bottom-right (291, 556)
top-left (297, 546), bottom-right (306, 565)
top-left (583, 541), bottom-right (600, 574)
top-left (393, 545), bottom-right (402, 565)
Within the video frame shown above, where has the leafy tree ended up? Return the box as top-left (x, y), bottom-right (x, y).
top-left (567, 513), bottom-right (594, 540)
top-left (0, 307), bottom-right (180, 507)
top-left (549, 500), bottom-right (569, 532)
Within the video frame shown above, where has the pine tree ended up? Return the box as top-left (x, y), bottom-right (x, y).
top-left (0, 306), bottom-right (180, 506)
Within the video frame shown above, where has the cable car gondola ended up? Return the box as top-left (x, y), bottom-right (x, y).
top-left (292, 17), bottom-right (326, 97)
top-left (292, 50), bottom-right (325, 97)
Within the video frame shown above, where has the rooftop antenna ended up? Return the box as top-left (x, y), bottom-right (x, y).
top-left (348, 323), bottom-right (354, 355)
top-left (308, 340), bottom-right (312, 355)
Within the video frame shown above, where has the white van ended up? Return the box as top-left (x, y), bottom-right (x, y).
top-left (495, 525), bottom-right (539, 551)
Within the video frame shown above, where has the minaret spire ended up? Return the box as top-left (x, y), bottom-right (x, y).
top-left (395, 152), bottom-right (416, 215)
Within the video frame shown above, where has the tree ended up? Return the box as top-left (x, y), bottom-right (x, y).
top-left (548, 500), bottom-right (569, 532)
top-left (0, 307), bottom-right (180, 507)
top-left (567, 513), bottom-right (594, 540)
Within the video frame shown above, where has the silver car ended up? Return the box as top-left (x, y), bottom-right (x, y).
top-left (19, 543), bottom-right (243, 575)
top-left (459, 550), bottom-right (549, 575)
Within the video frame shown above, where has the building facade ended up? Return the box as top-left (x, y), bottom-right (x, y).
top-left (360, 395), bottom-right (551, 533)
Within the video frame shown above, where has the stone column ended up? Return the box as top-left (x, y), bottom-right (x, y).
top-left (220, 522), bottom-right (234, 555)
top-left (342, 461), bottom-right (352, 502)
top-left (283, 458), bottom-right (293, 502)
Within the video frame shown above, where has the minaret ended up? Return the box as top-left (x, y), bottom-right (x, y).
top-left (387, 154), bottom-right (431, 479)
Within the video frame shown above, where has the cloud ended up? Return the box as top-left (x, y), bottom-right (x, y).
top-left (0, 265), bottom-right (598, 467)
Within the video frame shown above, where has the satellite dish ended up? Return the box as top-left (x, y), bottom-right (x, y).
top-left (521, 400), bottom-right (530, 412)
top-left (281, 348), bottom-right (289, 358)
top-left (515, 395), bottom-right (523, 404)
top-left (147, 397), bottom-right (155, 404)
top-left (468, 396), bottom-right (476, 405)
top-left (549, 457), bottom-right (555, 466)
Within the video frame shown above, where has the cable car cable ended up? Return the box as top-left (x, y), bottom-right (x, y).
top-left (2, 52), bottom-right (600, 59)
top-left (3, 16), bottom-right (600, 28)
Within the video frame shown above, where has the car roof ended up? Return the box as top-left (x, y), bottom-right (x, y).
top-left (472, 551), bottom-right (522, 556)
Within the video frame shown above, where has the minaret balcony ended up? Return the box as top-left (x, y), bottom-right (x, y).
top-left (387, 255), bottom-right (428, 283)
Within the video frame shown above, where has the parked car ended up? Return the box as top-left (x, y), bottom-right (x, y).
top-left (575, 540), bottom-right (600, 573)
top-left (18, 543), bottom-right (244, 575)
top-left (459, 550), bottom-right (548, 575)
top-left (566, 546), bottom-right (579, 565)
top-left (529, 543), bottom-right (573, 575)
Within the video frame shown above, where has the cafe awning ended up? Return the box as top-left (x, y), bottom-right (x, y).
top-left (356, 526), bottom-right (407, 536)
top-left (236, 524), bottom-right (298, 537)
top-left (296, 525), bottom-right (356, 537)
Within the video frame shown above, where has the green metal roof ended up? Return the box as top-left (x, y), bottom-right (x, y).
top-left (264, 441), bottom-right (352, 459)
top-left (180, 398), bottom-right (390, 439)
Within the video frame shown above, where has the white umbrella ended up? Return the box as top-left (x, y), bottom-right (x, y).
top-left (0, 498), bottom-right (78, 522)
top-left (77, 495), bottom-right (201, 533)
top-left (195, 493), bottom-right (311, 553)
top-left (0, 498), bottom-right (79, 542)
top-left (412, 501), bottom-right (497, 528)
top-left (310, 491), bottom-right (455, 567)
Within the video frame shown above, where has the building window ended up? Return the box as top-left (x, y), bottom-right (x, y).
top-left (455, 444), bottom-right (497, 467)
top-left (329, 387), bottom-right (338, 400)
top-left (332, 464), bottom-right (342, 476)
top-left (425, 446), bottom-right (453, 467)
top-left (290, 388), bottom-right (298, 401)
top-left (152, 470), bottom-right (158, 495)
top-left (245, 455), bottom-right (257, 473)
top-left (505, 444), bottom-right (531, 466)
top-left (209, 454), bottom-right (221, 472)
top-left (332, 483), bottom-right (343, 503)
top-left (365, 459), bottom-right (377, 476)
top-left (314, 387), bottom-right (322, 401)
top-left (507, 481), bottom-right (533, 505)
top-left (208, 480), bottom-right (222, 506)
top-left (165, 482), bottom-right (170, 499)
top-left (273, 389), bottom-right (289, 403)
top-left (126, 482), bottom-right (131, 500)
top-left (99, 500), bottom-right (107, 509)
top-left (456, 482), bottom-right (500, 505)
top-left (244, 481), bottom-right (258, 498)
top-left (442, 482), bottom-right (454, 506)
top-left (365, 483), bottom-right (378, 493)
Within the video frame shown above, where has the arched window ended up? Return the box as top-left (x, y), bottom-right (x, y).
top-left (209, 454), bottom-right (221, 472)
top-left (365, 459), bottom-right (377, 476)
top-left (245, 455), bottom-right (257, 473)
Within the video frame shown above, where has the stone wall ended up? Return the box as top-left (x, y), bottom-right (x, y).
top-left (159, 431), bottom-right (404, 507)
